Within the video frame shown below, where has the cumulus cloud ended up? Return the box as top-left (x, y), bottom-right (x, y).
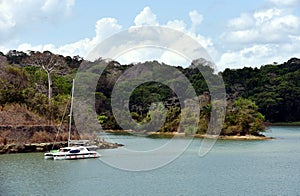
top-left (92, 18), bottom-right (122, 44)
top-left (269, 0), bottom-right (300, 7)
top-left (222, 8), bottom-right (300, 45)
top-left (218, 45), bottom-right (274, 70)
top-left (0, 0), bottom-right (74, 44)
top-left (253, 8), bottom-right (282, 24)
top-left (189, 10), bottom-right (203, 31)
top-left (134, 6), bottom-right (159, 26)
top-left (227, 13), bottom-right (255, 30)
top-left (214, 0), bottom-right (300, 69)
top-left (218, 39), bottom-right (300, 71)
top-left (16, 17), bottom-right (122, 57)
top-left (1, 3), bottom-right (300, 71)
top-left (165, 11), bottom-right (213, 56)
top-left (120, 8), bottom-right (212, 67)
top-left (41, 0), bottom-right (74, 16)
top-left (0, 5), bottom-right (220, 70)
top-left (10, 6), bottom-right (213, 69)
top-left (166, 20), bottom-right (187, 32)
top-left (116, 48), bottom-right (165, 65)
top-left (160, 50), bottom-right (190, 67)
top-left (217, 4), bottom-right (300, 70)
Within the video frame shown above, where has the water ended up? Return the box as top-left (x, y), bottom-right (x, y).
top-left (1, 126), bottom-right (300, 195)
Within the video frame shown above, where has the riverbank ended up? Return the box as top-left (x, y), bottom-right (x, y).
top-left (0, 125), bottom-right (124, 154)
top-left (104, 130), bottom-right (273, 140)
top-left (268, 122), bottom-right (300, 126)
top-left (0, 140), bottom-right (123, 154)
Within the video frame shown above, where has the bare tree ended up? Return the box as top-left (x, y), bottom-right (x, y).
top-left (25, 51), bottom-right (67, 104)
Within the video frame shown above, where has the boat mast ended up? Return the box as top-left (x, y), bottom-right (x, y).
top-left (68, 79), bottom-right (75, 147)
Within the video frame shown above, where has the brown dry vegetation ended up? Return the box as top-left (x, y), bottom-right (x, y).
top-left (0, 128), bottom-right (83, 145)
top-left (0, 104), bottom-right (83, 145)
top-left (0, 104), bottom-right (51, 126)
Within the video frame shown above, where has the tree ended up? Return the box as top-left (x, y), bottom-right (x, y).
top-left (0, 65), bottom-right (29, 104)
top-left (6, 50), bottom-right (28, 65)
top-left (24, 51), bottom-right (67, 105)
top-left (222, 98), bottom-right (265, 136)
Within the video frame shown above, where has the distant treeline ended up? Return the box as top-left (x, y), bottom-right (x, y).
top-left (222, 58), bottom-right (300, 122)
top-left (0, 50), bottom-right (299, 135)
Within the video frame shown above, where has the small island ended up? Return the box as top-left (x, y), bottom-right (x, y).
top-left (1, 51), bottom-right (299, 154)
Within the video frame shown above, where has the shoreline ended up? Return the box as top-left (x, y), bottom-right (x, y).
top-left (0, 125), bottom-right (124, 154)
top-left (266, 122), bottom-right (300, 126)
top-left (104, 130), bottom-right (273, 140)
top-left (0, 128), bottom-right (274, 154)
top-left (0, 140), bottom-right (124, 155)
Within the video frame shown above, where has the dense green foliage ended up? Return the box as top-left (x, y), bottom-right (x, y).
top-left (2, 50), bottom-right (299, 135)
top-left (222, 58), bottom-right (300, 122)
top-left (0, 51), bottom-right (82, 123)
top-left (222, 98), bottom-right (265, 135)
top-left (78, 59), bottom-right (264, 135)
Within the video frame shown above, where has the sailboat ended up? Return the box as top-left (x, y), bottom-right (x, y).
top-left (44, 79), bottom-right (101, 160)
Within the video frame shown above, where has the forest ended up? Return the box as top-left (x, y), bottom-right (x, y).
top-left (0, 50), bottom-right (299, 137)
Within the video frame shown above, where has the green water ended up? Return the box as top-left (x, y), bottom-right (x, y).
top-left (0, 126), bottom-right (300, 195)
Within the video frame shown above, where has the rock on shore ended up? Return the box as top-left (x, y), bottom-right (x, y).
top-left (0, 140), bottom-right (123, 154)
top-left (0, 125), bottom-right (124, 154)
top-left (0, 142), bottom-right (67, 154)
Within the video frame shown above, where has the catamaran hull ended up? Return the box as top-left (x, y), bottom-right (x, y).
top-left (44, 146), bottom-right (101, 160)
top-left (53, 153), bottom-right (101, 160)
top-left (44, 150), bottom-right (59, 159)
top-left (44, 154), bottom-right (54, 160)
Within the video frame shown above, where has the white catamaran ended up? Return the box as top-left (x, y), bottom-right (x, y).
top-left (44, 79), bottom-right (101, 160)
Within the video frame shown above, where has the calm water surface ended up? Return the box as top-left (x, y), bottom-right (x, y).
top-left (1, 126), bottom-right (300, 195)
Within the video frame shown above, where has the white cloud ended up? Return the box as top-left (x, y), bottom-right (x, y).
top-left (134, 6), bottom-right (159, 26)
top-left (1, 2), bottom-right (299, 71)
top-left (116, 48), bottom-right (164, 65)
top-left (57, 18), bottom-right (122, 57)
top-left (125, 9), bottom-right (212, 67)
top-left (217, 39), bottom-right (300, 71)
top-left (223, 7), bottom-right (300, 45)
top-left (1, 5), bottom-right (215, 69)
top-left (166, 20), bottom-right (186, 32)
top-left (11, 6), bottom-right (213, 69)
top-left (165, 11), bottom-right (213, 55)
top-left (218, 45), bottom-right (274, 70)
top-left (16, 17), bottom-right (122, 57)
top-left (217, 4), bottom-right (300, 69)
top-left (115, 48), bottom-right (190, 67)
top-left (189, 10), bottom-right (203, 27)
top-left (227, 13), bottom-right (255, 30)
top-left (104, 26), bottom-right (212, 68)
top-left (160, 51), bottom-right (190, 67)
top-left (92, 18), bottom-right (122, 43)
top-left (0, 0), bottom-right (74, 44)
top-left (42, 0), bottom-right (74, 14)
top-left (253, 8), bottom-right (282, 24)
top-left (266, 14), bottom-right (300, 33)
top-left (269, 0), bottom-right (300, 7)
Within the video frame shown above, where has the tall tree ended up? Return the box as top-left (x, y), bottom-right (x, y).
top-left (24, 51), bottom-right (67, 104)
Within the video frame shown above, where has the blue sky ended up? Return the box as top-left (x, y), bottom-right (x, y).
top-left (0, 0), bottom-right (300, 70)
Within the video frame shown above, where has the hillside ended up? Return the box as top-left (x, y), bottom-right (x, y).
top-left (0, 104), bottom-right (49, 126)
top-left (0, 50), bottom-right (299, 139)
top-left (222, 58), bottom-right (300, 122)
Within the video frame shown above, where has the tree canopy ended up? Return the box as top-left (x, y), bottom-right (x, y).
top-left (1, 50), bottom-right (299, 135)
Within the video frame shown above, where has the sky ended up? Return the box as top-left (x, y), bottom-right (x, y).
top-left (0, 0), bottom-right (300, 70)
